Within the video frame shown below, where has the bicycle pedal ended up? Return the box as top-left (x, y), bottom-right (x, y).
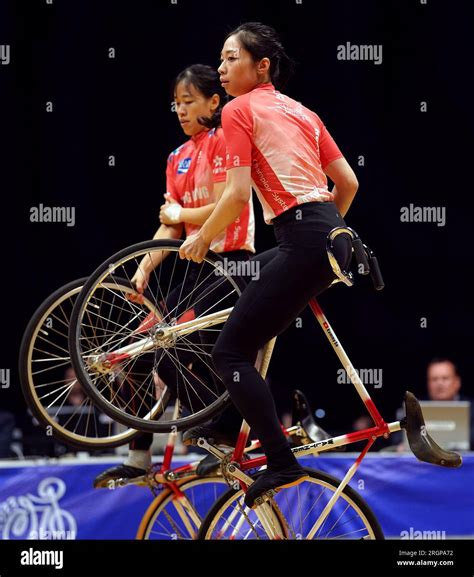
top-left (117, 476), bottom-right (147, 487)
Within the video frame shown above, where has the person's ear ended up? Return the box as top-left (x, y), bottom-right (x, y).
top-left (209, 93), bottom-right (220, 114)
top-left (454, 376), bottom-right (461, 393)
top-left (257, 57), bottom-right (271, 78)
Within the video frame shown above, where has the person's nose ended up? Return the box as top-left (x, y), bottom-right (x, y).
top-left (218, 61), bottom-right (226, 75)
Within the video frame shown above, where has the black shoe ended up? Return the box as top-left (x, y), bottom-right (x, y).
top-left (196, 453), bottom-right (221, 477)
top-left (93, 464), bottom-right (147, 488)
top-left (244, 465), bottom-right (310, 509)
top-left (183, 424), bottom-right (251, 448)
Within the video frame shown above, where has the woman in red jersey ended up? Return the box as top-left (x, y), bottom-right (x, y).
top-left (180, 24), bottom-right (359, 507)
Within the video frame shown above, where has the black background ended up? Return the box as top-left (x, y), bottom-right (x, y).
top-left (2, 0), bottom-right (473, 438)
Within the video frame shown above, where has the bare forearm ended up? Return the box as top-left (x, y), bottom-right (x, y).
top-left (332, 184), bottom-right (358, 218)
top-left (324, 158), bottom-right (359, 218)
top-left (140, 224), bottom-right (182, 273)
top-left (199, 188), bottom-right (248, 244)
top-left (180, 204), bottom-right (215, 226)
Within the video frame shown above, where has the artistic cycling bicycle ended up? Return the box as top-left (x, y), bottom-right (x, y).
top-left (67, 228), bottom-right (462, 539)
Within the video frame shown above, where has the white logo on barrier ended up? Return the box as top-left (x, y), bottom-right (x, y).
top-left (0, 477), bottom-right (77, 540)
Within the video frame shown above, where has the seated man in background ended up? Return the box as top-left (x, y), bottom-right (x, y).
top-left (391, 357), bottom-right (473, 450)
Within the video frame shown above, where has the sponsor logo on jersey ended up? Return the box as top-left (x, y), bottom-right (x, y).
top-left (177, 157), bottom-right (192, 174)
top-left (213, 155), bottom-right (223, 168)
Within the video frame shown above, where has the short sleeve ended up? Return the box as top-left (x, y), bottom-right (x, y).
top-left (165, 153), bottom-right (181, 204)
top-left (209, 129), bottom-right (227, 184)
top-left (221, 98), bottom-right (253, 169)
top-left (318, 123), bottom-right (344, 170)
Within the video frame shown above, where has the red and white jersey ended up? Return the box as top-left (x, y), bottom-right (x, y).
top-left (222, 83), bottom-right (344, 224)
top-left (166, 127), bottom-right (255, 253)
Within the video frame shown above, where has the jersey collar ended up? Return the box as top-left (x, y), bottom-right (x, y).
top-left (255, 82), bottom-right (275, 91)
top-left (191, 129), bottom-right (210, 144)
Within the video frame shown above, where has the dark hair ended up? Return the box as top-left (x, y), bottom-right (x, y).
top-left (225, 22), bottom-right (295, 90)
top-left (174, 64), bottom-right (226, 129)
top-left (427, 358), bottom-right (459, 376)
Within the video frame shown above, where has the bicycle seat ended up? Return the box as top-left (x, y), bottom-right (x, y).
top-left (290, 389), bottom-right (345, 450)
top-left (403, 391), bottom-right (462, 468)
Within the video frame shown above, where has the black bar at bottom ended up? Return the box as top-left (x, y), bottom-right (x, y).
top-left (0, 539), bottom-right (473, 577)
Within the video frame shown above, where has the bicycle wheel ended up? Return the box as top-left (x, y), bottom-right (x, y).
top-left (198, 467), bottom-right (384, 540)
top-left (136, 476), bottom-right (228, 540)
top-left (69, 239), bottom-right (246, 432)
top-left (19, 278), bottom-right (142, 449)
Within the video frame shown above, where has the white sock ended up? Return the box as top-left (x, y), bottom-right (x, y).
top-left (124, 449), bottom-right (151, 470)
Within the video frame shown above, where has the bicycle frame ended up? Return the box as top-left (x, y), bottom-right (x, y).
top-left (192, 229), bottom-right (458, 537)
top-left (189, 226), bottom-right (404, 538)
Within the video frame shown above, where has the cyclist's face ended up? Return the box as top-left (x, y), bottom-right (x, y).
top-left (218, 35), bottom-right (269, 97)
top-left (174, 81), bottom-right (219, 136)
top-left (427, 362), bottom-right (461, 400)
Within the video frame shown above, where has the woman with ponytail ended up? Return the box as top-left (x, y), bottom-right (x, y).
top-left (180, 23), bottom-right (359, 507)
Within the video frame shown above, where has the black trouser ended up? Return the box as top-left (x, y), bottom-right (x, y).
top-left (131, 250), bottom-right (252, 450)
top-left (207, 202), bottom-right (352, 459)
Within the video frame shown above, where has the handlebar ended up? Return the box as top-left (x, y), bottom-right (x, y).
top-left (352, 238), bottom-right (370, 275)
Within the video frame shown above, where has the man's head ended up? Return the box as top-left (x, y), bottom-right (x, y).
top-left (427, 358), bottom-right (461, 401)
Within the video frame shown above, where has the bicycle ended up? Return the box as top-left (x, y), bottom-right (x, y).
top-left (68, 228), bottom-right (462, 539)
